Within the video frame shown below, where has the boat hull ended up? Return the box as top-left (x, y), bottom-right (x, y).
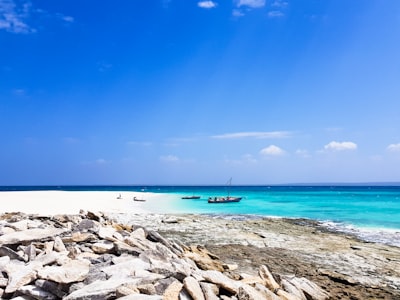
top-left (208, 197), bottom-right (242, 203)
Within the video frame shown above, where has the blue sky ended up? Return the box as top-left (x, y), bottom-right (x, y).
top-left (1, 0), bottom-right (400, 185)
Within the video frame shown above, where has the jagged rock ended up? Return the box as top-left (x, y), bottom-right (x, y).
top-left (201, 270), bottom-right (242, 294)
top-left (114, 240), bottom-right (142, 256)
top-left (91, 240), bottom-right (115, 254)
top-left (281, 278), bottom-right (307, 300)
top-left (53, 236), bottom-right (66, 252)
top-left (3, 260), bottom-right (42, 293)
top-left (183, 276), bottom-right (205, 300)
top-left (35, 279), bottom-right (67, 298)
top-left (24, 244), bottom-right (37, 262)
top-left (38, 259), bottom-right (90, 284)
top-left (137, 283), bottom-right (157, 295)
top-left (76, 219), bottom-right (99, 232)
top-left (285, 277), bottom-right (330, 300)
top-left (86, 211), bottom-right (103, 222)
top-left (252, 283), bottom-right (281, 300)
top-left (184, 251), bottom-right (225, 272)
top-left (17, 284), bottom-right (58, 300)
top-left (162, 279), bottom-right (183, 300)
top-left (0, 228), bottom-right (65, 245)
top-left (238, 284), bottom-right (272, 300)
top-left (0, 245), bottom-right (25, 261)
top-left (200, 282), bottom-right (220, 300)
top-left (0, 278), bottom-right (8, 288)
top-left (118, 295), bottom-right (162, 299)
top-left (64, 278), bottom-right (135, 300)
top-left (101, 258), bottom-right (151, 279)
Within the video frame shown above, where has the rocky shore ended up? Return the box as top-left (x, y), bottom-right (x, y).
top-left (0, 211), bottom-right (399, 299)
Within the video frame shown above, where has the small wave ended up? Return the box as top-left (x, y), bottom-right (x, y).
top-left (320, 221), bottom-right (400, 247)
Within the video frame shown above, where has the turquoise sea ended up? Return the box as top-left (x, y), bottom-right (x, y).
top-left (1, 185), bottom-right (400, 246)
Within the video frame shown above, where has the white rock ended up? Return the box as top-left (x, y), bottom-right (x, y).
top-left (38, 259), bottom-right (90, 284)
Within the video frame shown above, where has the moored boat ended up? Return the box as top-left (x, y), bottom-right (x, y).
top-left (208, 196), bottom-right (242, 203)
top-left (181, 195), bottom-right (201, 199)
top-left (208, 178), bottom-right (242, 204)
top-left (133, 196), bottom-right (146, 202)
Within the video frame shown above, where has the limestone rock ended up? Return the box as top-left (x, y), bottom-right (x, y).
top-left (17, 284), bottom-right (58, 300)
top-left (38, 259), bottom-right (90, 284)
top-left (3, 260), bottom-right (42, 294)
top-left (160, 279), bottom-right (183, 299)
top-left (200, 282), bottom-right (220, 300)
top-left (0, 228), bottom-right (65, 246)
top-left (201, 270), bottom-right (242, 294)
top-left (183, 276), bottom-right (205, 300)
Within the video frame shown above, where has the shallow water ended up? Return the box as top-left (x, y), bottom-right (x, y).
top-left (2, 185), bottom-right (400, 246)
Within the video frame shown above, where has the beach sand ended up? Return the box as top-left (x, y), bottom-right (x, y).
top-left (0, 191), bottom-right (160, 215)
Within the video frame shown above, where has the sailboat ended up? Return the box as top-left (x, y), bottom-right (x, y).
top-left (208, 178), bottom-right (242, 203)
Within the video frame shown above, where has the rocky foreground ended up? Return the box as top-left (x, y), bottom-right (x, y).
top-left (0, 212), bottom-right (399, 299)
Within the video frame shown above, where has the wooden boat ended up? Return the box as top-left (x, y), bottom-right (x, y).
top-left (208, 178), bottom-right (242, 204)
top-left (133, 196), bottom-right (146, 202)
top-left (181, 195), bottom-right (201, 199)
top-left (208, 196), bottom-right (242, 203)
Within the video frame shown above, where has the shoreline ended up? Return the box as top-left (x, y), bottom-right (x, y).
top-left (1, 190), bottom-right (400, 247)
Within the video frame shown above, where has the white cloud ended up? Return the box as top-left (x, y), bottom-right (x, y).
top-left (237, 0), bottom-right (266, 8)
top-left (160, 155), bottom-right (179, 162)
top-left (387, 143), bottom-right (400, 152)
top-left (0, 0), bottom-right (33, 33)
top-left (296, 149), bottom-right (310, 158)
top-left (271, 0), bottom-right (288, 8)
top-left (232, 9), bottom-right (245, 17)
top-left (61, 15), bottom-right (74, 23)
top-left (324, 141), bottom-right (357, 151)
top-left (212, 131), bottom-right (291, 139)
top-left (268, 10), bottom-right (284, 18)
top-left (198, 1), bottom-right (217, 9)
top-left (260, 145), bottom-right (285, 156)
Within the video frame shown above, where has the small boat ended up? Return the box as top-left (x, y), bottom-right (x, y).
top-left (133, 196), bottom-right (146, 202)
top-left (208, 196), bottom-right (242, 203)
top-left (208, 178), bottom-right (242, 204)
top-left (181, 195), bottom-right (201, 199)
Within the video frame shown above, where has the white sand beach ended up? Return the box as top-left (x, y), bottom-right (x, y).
top-left (0, 191), bottom-right (164, 215)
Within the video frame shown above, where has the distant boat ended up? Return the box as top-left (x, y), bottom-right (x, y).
top-left (181, 195), bottom-right (201, 199)
top-left (208, 196), bottom-right (242, 203)
top-left (133, 196), bottom-right (146, 202)
top-left (208, 178), bottom-right (242, 204)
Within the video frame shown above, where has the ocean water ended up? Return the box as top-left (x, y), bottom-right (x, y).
top-left (1, 185), bottom-right (400, 246)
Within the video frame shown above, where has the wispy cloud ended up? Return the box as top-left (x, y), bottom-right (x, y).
top-left (127, 141), bottom-right (153, 147)
top-left (268, 10), bottom-right (284, 18)
top-left (1, 1), bottom-right (75, 34)
top-left (296, 149), bottom-right (310, 158)
top-left (324, 141), bottom-right (357, 151)
top-left (198, 1), bottom-right (217, 9)
top-left (224, 154), bottom-right (257, 165)
top-left (160, 155), bottom-right (179, 162)
top-left (232, 9), bottom-right (245, 17)
top-left (387, 143), bottom-right (400, 152)
top-left (0, 0), bottom-right (34, 33)
top-left (236, 0), bottom-right (266, 8)
top-left (271, 0), bottom-right (288, 8)
top-left (212, 131), bottom-right (291, 139)
top-left (260, 145), bottom-right (285, 156)
top-left (12, 88), bottom-right (26, 96)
